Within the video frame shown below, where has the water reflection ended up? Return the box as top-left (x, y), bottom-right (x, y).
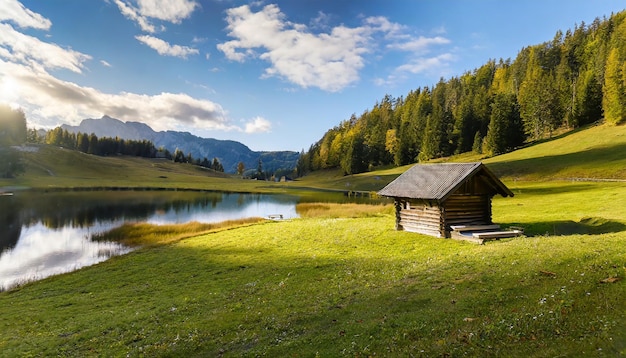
top-left (0, 191), bottom-right (299, 291)
top-left (0, 222), bottom-right (132, 291)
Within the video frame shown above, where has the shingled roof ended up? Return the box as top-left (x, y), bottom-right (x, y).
top-left (377, 162), bottom-right (513, 201)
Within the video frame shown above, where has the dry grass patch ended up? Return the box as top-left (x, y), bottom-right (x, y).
top-left (296, 202), bottom-right (392, 218)
top-left (93, 217), bottom-right (266, 247)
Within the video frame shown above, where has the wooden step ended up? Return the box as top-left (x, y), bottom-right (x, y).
top-left (450, 224), bottom-right (500, 232)
top-left (471, 230), bottom-right (523, 239)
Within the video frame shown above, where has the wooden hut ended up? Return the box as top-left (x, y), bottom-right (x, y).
top-left (378, 162), bottom-right (518, 241)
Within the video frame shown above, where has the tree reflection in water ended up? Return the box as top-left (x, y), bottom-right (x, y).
top-left (0, 190), bottom-right (298, 291)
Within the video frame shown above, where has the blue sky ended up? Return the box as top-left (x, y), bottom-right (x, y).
top-left (1, 1), bottom-right (624, 151)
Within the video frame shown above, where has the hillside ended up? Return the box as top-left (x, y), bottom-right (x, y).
top-left (292, 122), bottom-right (626, 192)
top-left (485, 123), bottom-right (626, 181)
top-left (3, 122), bottom-right (625, 194)
top-left (0, 144), bottom-right (244, 191)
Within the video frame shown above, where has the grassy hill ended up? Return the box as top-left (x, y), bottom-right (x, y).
top-left (485, 123), bottom-right (626, 181)
top-left (3, 122), bottom-right (625, 194)
top-left (291, 123), bottom-right (626, 192)
top-left (0, 145), bottom-right (272, 193)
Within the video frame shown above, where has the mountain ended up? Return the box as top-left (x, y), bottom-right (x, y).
top-left (61, 116), bottom-right (298, 174)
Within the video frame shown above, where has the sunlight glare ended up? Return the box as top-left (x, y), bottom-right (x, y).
top-left (0, 77), bottom-right (20, 106)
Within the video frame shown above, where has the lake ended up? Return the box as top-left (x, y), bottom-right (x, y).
top-left (0, 190), bottom-right (302, 291)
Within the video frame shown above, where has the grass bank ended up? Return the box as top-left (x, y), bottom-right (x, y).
top-left (1, 182), bottom-right (625, 356)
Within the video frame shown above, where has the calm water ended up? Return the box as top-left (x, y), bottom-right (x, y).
top-left (0, 190), bottom-right (299, 291)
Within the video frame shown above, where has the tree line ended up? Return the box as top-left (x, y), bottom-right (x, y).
top-left (45, 127), bottom-right (157, 157)
top-left (44, 127), bottom-right (225, 172)
top-left (298, 11), bottom-right (626, 176)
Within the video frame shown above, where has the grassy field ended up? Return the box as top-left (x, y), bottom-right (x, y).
top-left (0, 199), bottom-right (624, 356)
top-left (0, 123), bottom-right (625, 356)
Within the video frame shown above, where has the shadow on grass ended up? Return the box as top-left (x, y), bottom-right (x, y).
top-left (506, 217), bottom-right (626, 237)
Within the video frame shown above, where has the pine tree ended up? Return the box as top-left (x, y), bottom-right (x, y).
top-left (87, 133), bottom-right (98, 154)
top-left (484, 93), bottom-right (524, 155)
top-left (77, 132), bottom-right (89, 153)
top-left (173, 148), bottom-right (185, 163)
top-left (472, 131), bottom-right (482, 154)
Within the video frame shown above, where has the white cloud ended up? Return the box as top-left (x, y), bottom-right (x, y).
top-left (136, 0), bottom-right (198, 23)
top-left (100, 60), bottom-right (112, 67)
top-left (135, 35), bottom-right (199, 58)
top-left (0, 0), bottom-right (51, 30)
top-left (244, 116), bottom-right (271, 133)
top-left (217, 4), bottom-right (452, 92)
top-left (432, 26), bottom-right (447, 35)
top-left (364, 16), bottom-right (405, 39)
top-left (396, 53), bottom-right (454, 74)
top-left (388, 36), bottom-right (450, 53)
top-left (0, 23), bottom-right (91, 73)
top-left (192, 36), bottom-right (207, 43)
top-left (113, 0), bottom-right (157, 33)
top-left (310, 11), bottom-right (331, 30)
top-left (113, 0), bottom-right (198, 32)
top-left (0, 60), bottom-right (235, 132)
top-left (218, 4), bottom-right (384, 92)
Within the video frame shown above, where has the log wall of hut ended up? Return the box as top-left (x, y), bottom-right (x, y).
top-left (442, 194), bottom-right (492, 231)
top-left (395, 199), bottom-right (445, 237)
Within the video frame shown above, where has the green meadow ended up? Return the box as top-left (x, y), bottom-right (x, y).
top-left (1, 123), bottom-right (625, 356)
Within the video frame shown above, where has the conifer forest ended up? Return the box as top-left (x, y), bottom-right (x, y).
top-left (299, 12), bottom-right (626, 175)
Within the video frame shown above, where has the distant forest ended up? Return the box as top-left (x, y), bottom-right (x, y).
top-left (43, 127), bottom-right (225, 172)
top-left (299, 11), bottom-right (626, 176)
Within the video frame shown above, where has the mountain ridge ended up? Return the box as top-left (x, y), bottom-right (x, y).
top-left (61, 116), bottom-right (298, 174)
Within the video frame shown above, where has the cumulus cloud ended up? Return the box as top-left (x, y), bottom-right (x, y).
top-left (217, 4), bottom-right (453, 92)
top-left (113, 0), bottom-right (198, 32)
top-left (218, 4), bottom-right (375, 92)
top-left (113, 0), bottom-right (157, 33)
top-left (0, 60), bottom-right (234, 132)
top-left (135, 35), bottom-right (199, 58)
top-left (244, 116), bottom-right (271, 134)
top-left (0, 23), bottom-right (91, 73)
top-left (136, 0), bottom-right (198, 23)
top-left (0, 0), bottom-right (51, 29)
